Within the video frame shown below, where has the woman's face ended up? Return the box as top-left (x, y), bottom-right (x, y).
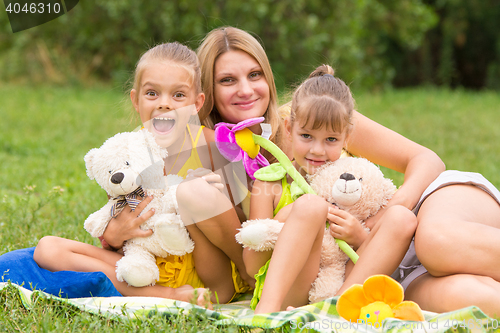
top-left (213, 50), bottom-right (270, 124)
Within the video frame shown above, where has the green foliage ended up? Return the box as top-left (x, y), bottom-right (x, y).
top-left (0, 0), bottom-right (437, 90)
top-left (392, 0), bottom-right (500, 89)
top-left (0, 84), bottom-right (137, 253)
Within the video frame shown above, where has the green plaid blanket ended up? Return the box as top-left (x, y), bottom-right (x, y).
top-left (2, 282), bottom-right (498, 332)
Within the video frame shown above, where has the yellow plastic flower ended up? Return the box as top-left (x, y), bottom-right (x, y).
top-left (234, 127), bottom-right (260, 159)
top-left (337, 275), bottom-right (424, 326)
top-left (214, 117), bottom-right (269, 180)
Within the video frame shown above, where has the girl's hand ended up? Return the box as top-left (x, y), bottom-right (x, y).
top-left (102, 196), bottom-right (155, 250)
top-left (186, 168), bottom-right (224, 192)
top-left (327, 204), bottom-right (368, 250)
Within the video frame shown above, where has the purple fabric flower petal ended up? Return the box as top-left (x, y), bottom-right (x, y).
top-left (214, 122), bottom-right (236, 131)
top-left (255, 153), bottom-right (270, 168)
top-left (216, 141), bottom-right (243, 162)
top-left (214, 125), bottom-right (241, 161)
top-left (232, 117), bottom-right (265, 132)
top-left (242, 153), bottom-right (261, 180)
top-left (214, 125), bottom-right (234, 144)
top-left (214, 118), bottom-right (269, 177)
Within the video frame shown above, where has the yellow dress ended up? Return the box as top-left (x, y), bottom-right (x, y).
top-left (155, 125), bottom-right (251, 298)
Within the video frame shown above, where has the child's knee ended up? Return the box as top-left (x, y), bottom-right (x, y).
top-left (383, 205), bottom-right (417, 237)
top-left (285, 195), bottom-right (328, 235)
top-left (177, 178), bottom-right (219, 212)
top-left (33, 236), bottom-right (59, 263)
top-left (293, 194), bottom-right (328, 219)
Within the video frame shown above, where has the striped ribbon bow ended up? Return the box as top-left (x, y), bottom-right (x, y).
top-left (110, 186), bottom-right (145, 218)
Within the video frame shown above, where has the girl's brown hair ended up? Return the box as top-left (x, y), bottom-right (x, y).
top-left (131, 42), bottom-right (202, 105)
top-left (290, 64), bottom-right (355, 135)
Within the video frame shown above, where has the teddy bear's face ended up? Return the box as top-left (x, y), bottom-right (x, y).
top-left (85, 130), bottom-right (167, 197)
top-left (308, 157), bottom-right (396, 221)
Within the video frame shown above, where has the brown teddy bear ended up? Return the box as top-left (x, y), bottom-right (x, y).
top-left (236, 157), bottom-right (396, 303)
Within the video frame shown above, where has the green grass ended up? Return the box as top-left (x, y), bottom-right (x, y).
top-left (1, 84), bottom-right (500, 330)
top-left (0, 284), bottom-right (242, 332)
top-left (354, 88), bottom-right (500, 188)
top-left (0, 84), bottom-right (138, 253)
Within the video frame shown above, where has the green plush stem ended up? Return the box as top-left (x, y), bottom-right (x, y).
top-left (335, 239), bottom-right (358, 264)
top-left (253, 134), bottom-right (359, 264)
top-left (253, 134), bottom-right (314, 195)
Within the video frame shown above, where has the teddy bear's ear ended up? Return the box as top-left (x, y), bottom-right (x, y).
top-left (84, 148), bottom-right (97, 180)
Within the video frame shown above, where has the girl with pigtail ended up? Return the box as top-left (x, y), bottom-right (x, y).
top-left (246, 65), bottom-right (418, 314)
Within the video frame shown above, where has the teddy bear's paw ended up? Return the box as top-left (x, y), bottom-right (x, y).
top-left (84, 204), bottom-right (113, 237)
top-left (236, 219), bottom-right (284, 252)
top-left (151, 188), bottom-right (178, 214)
top-left (166, 174), bottom-right (183, 187)
top-left (116, 249), bottom-right (159, 287)
top-left (155, 215), bottom-right (194, 256)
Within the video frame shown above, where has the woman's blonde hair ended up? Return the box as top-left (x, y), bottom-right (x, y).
top-left (131, 42), bottom-right (202, 105)
top-left (197, 26), bottom-right (283, 146)
top-left (290, 64), bottom-right (355, 136)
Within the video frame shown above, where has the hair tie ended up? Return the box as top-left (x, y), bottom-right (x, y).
top-left (323, 74), bottom-right (334, 78)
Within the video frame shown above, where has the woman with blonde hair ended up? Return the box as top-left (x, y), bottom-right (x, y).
top-left (174, 27), bottom-right (290, 298)
top-left (196, 26), bottom-right (285, 152)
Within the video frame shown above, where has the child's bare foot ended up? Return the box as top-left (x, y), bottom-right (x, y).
top-left (254, 300), bottom-right (281, 314)
top-left (174, 285), bottom-right (213, 309)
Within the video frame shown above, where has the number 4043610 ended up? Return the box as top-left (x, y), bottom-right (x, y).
top-left (5, 2), bottom-right (61, 14)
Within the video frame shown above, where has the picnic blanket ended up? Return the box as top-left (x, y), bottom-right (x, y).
top-left (1, 281), bottom-right (498, 332)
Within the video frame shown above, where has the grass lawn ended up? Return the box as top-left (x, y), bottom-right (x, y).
top-left (1, 84), bottom-right (499, 331)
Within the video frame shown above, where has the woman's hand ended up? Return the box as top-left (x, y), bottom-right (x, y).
top-left (101, 196), bottom-right (155, 251)
top-left (186, 168), bottom-right (224, 192)
top-left (327, 204), bottom-right (368, 250)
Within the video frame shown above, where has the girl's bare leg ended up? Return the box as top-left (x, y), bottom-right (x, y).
top-left (254, 194), bottom-right (326, 314)
top-left (337, 205), bottom-right (417, 294)
top-left (177, 178), bottom-right (255, 303)
top-left (414, 185), bottom-right (500, 279)
top-left (242, 204), bottom-right (294, 278)
top-left (33, 236), bottom-right (211, 307)
top-left (406, 273), bottom-right (500, 317)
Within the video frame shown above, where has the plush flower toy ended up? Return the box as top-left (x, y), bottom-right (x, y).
top-left (214, 117), bottom-right (358, 263)
top-left (214, 118), bottom-right (270, 180)
top-left (336, 275), bottom-right (425, 327)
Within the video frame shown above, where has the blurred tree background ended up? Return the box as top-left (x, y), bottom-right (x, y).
top-left (0, 0), bottom-right (498, 91)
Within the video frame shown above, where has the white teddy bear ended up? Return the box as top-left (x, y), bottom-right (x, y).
top-left (236, 157), bottom-right (396, 303)
top-left (83, 129), bottom-right (194, 287)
